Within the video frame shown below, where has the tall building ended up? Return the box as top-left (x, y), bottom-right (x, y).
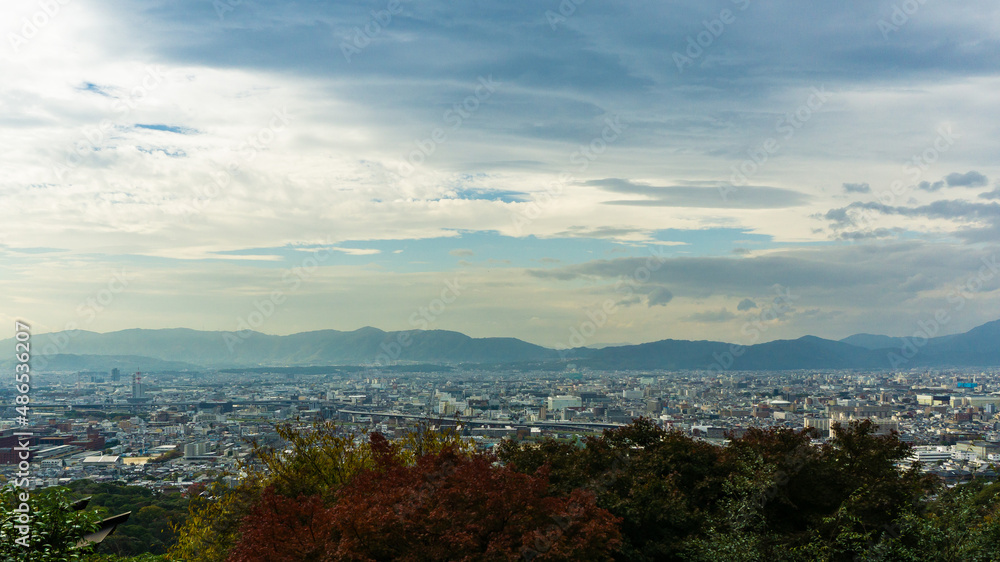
top-left (111, 368), bottom-right (120, 382)
top-left (132, 373), bottom-right (144, 399)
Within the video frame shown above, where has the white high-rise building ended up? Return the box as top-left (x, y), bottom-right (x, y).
top-left (132, 372), bottom-right (144, 399)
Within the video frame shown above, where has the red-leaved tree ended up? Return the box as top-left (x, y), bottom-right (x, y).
top-left (228, 488), bottom-right (337, 562)
top-left (229, 447), bottom-right (621, 561)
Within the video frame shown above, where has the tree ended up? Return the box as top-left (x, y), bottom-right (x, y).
top-left (228, 448), bottom-right (622, 561)
top-left (65, 481), bottom-right (188, 556)
top-left (822, 420), bottom-right (936, 534)
top-left (168, 480), bottom-right (263, 562)
top-left (0, 485), bottom-right (102, 562)
top-left (721, 427), bottom-right (838, 542)
top-left (170, 422), bottom-right (471, 561)
top-left (225, 488), bottom-right (336, 562)
top-left (500, 418), bottom-right (731, 561)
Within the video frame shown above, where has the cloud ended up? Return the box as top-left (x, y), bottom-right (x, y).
top-left (527, 241), bottom-right (1000, 308)
top-left (448, 188), bottom-right (529, 203)
top-left (843, 182), bottom-right (870, 194)
top-left (449, 249), bottom-right (475, 257)
top-left (134, 124), bottom-right (198, 134)
top-left (684, 308), bottom-right (736, 323)
top-left (555, 225), bottom-right (651, 239)
top-left (917, 180), bottom-right (946, 192)
top-left (6, 0), bottom-right (1000, 346)
top-left (588, 179), bottom-right (811, 209)
top-left (332, 247), bottom-right (381, 256)
top-left (836, 228), bottom-right (899, 241)
top-left (945, 171), bottom-right (988, 188)
top-left (869, 200), bottom-right (999, 221)
top-left (898, 274), bottom-right (936, 292)
top-left (917, 171), bottom-right (989, 192)
top-left (823, 200), bottom-right (1000, 237)
top-left (647, 287), bottom-right (674, 307)
top-left (824, 207), bottom-right (851, 225)
top-left (736, 298), bottom-right (758, 311)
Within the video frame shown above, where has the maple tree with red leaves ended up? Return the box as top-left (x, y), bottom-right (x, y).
top-left (227, 437), bottom-right (621, 562)
top-left (228, 489), bottom-right (337, 562)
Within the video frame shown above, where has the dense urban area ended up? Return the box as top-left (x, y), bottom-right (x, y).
top-left (4, 365), bottom-right (999, 489)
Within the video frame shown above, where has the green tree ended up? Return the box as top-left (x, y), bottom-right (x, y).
top-left (65, 481), bottom-right (188, 556)
top-left (500, 418), bottom-right (731, 561)
top-left (0, 485), bottom-right (102, 562)
top-left (857, 480), bottom-right (1000, 562)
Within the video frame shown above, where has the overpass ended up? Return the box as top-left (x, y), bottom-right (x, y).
top-left (335, 408), bottom-right (625, 431)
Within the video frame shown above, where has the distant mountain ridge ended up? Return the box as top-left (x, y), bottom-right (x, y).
top-left (3, 320), bottom-right (998, 372)
top-left (6, 327), bottom-right (560, 370)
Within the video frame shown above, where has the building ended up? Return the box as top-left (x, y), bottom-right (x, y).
top-left (907, 447), bottom-right (952, 465)
top-left (951, 395), bottom-right (1000, 410)
top-left (132, 373), bottom-right (144, 400)
top-left (804, 417), bottom-right (832, 432)
top-left (184, 442), bottom-right (214, 459)
top-left (916, 394), bottom-right (950, 406)
top-left (955, 441), bottom-right (1000, 461)
top-left (128, 372), bottom-right (152, 404)
top-left (547, 395), bottom-right (582, 411)
top-left (691, 426), bottom-right (726, 439)
top-left (82, 455), bottom-right (122, 467)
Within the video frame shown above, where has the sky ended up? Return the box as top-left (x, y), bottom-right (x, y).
top-left (2, 0), bottom-right (1000, 348)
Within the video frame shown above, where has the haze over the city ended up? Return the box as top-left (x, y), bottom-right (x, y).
top-left (3, 0), bottom-right (1000, 347)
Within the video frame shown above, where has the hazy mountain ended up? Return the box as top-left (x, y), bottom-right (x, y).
top-left (910, 319), bottom-right (1000, 367)
top-left (4, 319), bottom-right (998, 371)
top-left (0, 353), bottom-right (198, 373)
top-left (839, 333), bottom-right (908, 350)
top-left (579, 335), bottom-right (891, 371)
top-left (6, 327), bottom-right (559, 369)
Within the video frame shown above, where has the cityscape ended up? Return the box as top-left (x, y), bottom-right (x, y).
top-left (4, 360), bottom-right (1000, 490)
top-left (5, 0), bottom-right (1000, 559)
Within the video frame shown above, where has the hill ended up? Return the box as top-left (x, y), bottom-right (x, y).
top-left (4, 319), bottom-right (998, 371)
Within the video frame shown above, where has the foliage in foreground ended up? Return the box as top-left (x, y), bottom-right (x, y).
top-left (65, 481), bottom-right (188, 556)
top-left (7, 418), bottom-right (1000, 561)
top-left (229, 442), bottom-right (621, 561)
top-left (0, 486), bottom-right (102, 562)
top-left (498, 418), bottom-right (1000, 562)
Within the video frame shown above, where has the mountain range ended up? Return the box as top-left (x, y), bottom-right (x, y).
top-left (4, 319), bottom-right (999, 372)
